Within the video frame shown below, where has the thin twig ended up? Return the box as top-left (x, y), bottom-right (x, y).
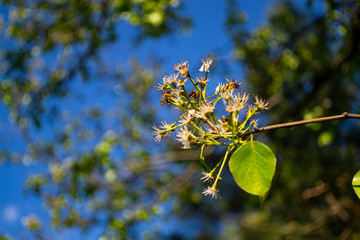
top-left (245, 112), bottom-right (360, 136)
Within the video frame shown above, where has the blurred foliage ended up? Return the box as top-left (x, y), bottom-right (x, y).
top-left (225, 0), bottom-right (360, 238)
top-left (0, 236), bottom-right (14, 240)
top-left (0, 0), bottom-right (190, 128)
top-left (1, 0), bottom-right (360, 239)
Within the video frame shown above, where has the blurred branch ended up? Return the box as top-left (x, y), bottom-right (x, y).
top-left (325, 192), bottom-right (350, 221)
top-left (154, 163), bottom-right (198, 197)
top-left (146, 147), bottom-right (215, 166)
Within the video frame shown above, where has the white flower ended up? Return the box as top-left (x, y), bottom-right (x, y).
top-left (215, 83), bottom-right (225, 94)
top-left (199, 57), bottom-right (214, 72)
top-left (152, 123), bottom-right (170, 143)
top-left (254, 95), bottom-right (269, 110)
top-left (202, 186), bottom-right (221, 200)
top-left (163, 73), bottom-right (179, 85)
top-left (152, 124), bottom-right (162, 143)
top-left (176, 126), bottom-right (194, 149)
top-left (224, 92), bottom-right (249, 113)
top-left (156, 73), bottom-right (179, 91)
top-left (159, 121), bottom-right (172, 131)
top-left (200, 171), bottom-right (214, 183)
top-left (194, 103), bottom-right (215, 120)
top-left (250, 119), bottom-right (259, 127)
top-left (179, 110), bottom-right (196, 125)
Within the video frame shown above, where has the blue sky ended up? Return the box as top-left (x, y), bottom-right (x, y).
top-left (0, 0), bottom-right (301, 238)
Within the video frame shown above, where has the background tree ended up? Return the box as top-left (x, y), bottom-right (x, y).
top-left (0, 0), bottom-right (190, 129)
top-left (0, 0), bottom-right (360, 239)
top-left (225, 0), bottom-right (360, 238)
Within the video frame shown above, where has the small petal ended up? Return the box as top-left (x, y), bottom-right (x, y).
top-left (199, 57), bottom-right (214, 73)
top-left (152, 124), bottom-right (162, 143)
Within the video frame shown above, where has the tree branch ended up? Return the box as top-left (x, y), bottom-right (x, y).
top-left (245, 112), bottom-right (360, 135)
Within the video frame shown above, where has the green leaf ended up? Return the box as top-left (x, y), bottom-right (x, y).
top-left (352, 170), bottom-right (360, 199)
top-left (259, 190), bottom-right (269, 208)
top-left (229, 140), bottom-right (276, 198)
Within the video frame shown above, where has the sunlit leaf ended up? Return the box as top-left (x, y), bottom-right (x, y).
top-left (352, 170), bottom-right (360, 199)
top-left (229, 140), bottom-right (276, 198)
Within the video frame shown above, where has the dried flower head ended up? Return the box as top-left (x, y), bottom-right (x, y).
top-left (254, 95), bottom-right (269, 110)
top-left (202, 186), bottom-right (221, 199)
top-left (224, 92), bottom-right (249, 113)
top-left (200, 171), bottom-right (215, 183)
top-left (176, 78), bottom-right (187, 87)
top-left (160, 90), bottom-right (175, 105)
top-left (156, 73), bottom-right (179, 91)
top-left (159, 121), bottom-right (172, 131)
top-left (224, 76), bottom-right (241, 90)
top-left (195, 103), bottom-right (215, 120)
top-left (152, 124), bottom-right (169, 142)
top-left (250, 119), bottom-right (258, 127)
top-left (188, 90), bottom-right (199, 99)
top-left (196, 76), bottom-right (209, 88)
top-left (174, 60), bottom-right (189, 78)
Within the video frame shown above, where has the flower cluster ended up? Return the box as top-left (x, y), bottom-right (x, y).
top-left (153, 58), bottom-right (269, 199)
